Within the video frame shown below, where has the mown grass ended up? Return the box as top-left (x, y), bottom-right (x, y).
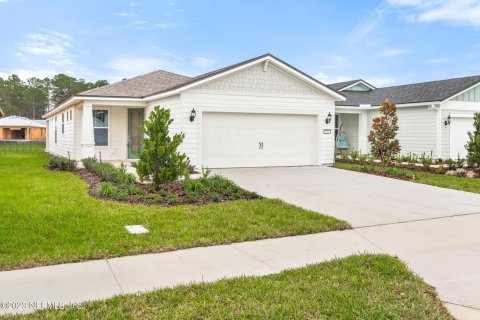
top-left (7, 254), bottom-right (452, 320)
top-left (0, 148), bottom-right (349, 270)
top-left (335, 161), bottom-right (480, 194)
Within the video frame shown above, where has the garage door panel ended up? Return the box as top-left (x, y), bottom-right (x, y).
top-left (202, 112), bottom-right (317, 168)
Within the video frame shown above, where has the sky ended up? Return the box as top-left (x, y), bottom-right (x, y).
top-left (0, 0), bottom-right (480, 87)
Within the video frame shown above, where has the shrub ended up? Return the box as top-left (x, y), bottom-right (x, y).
top-left (133, 106), bottom-right (190, 190)
top-left (456, 155), bottom-right (465, 169)
top-left (358, 153), bottom-right (368, 165)
top-left (83, 157), bottom-right (136, 184)
top-left (47, 156), bottom-right (77, 171)
top-left (368, 99), bottom-right (401, 163)
top-left (350, 149), bottom-right (359, 161)
top-left (420, 152), bottom-right (433, 167)
top-left (466, 112), bottom-right (480, 167)
top-left (339, 151), bottom-right (349, 160)
top-left (436, 166), bottom-right (446, 174)
top-left (445, 158), bottom-right (456, 170)
top-left (96, 182), bottom-right (129, 201)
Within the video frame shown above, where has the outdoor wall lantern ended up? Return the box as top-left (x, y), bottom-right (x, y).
top-left (445, 114), bottom-right (451, 126)
top-left (190, 108), bottom-right (197, 122)
top-left (325, 112), bottom-right (332, 124)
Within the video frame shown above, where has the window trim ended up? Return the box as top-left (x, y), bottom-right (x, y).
top-left (92, 109), bottom-right (109, 147)
top-left (62, 113), bottom-right (65, 134)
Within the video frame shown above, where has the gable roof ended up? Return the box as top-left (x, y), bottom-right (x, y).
top-left (77, 70), bottom-right (191, 98)
top-left (75, 53), bottom-right (344, 100)
top-left (328, 79), bottom-right (375, 91)
top-left (331, 75), bottom-right (480, 106)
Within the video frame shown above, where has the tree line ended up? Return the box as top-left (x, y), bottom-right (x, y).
top-left (0, 74), bottom-right (109, 119)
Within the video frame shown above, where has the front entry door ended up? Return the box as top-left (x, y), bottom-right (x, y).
top-left (128, 109), bottom-right (144, 159)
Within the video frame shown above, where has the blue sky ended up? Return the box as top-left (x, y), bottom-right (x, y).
top-left (0, 0), bottom-right (479, 87)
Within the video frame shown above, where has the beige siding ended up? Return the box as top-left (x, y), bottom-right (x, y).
top-left (47, 106), bottom-right (76, 159)
top-left (368, 106), bottom-right (437, 156)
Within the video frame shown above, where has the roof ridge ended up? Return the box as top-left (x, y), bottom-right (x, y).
top-left (377, 74), bottom-right (480, 90)
top-left (77, 69), bottom-right (191, 96)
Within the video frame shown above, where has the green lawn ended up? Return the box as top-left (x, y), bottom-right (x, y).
top-left (7, 254), bottom-right (452, 320)
top-left (0, 148), bottom-right (349, 270)
top-left (335, 161), bottom-right (480, 193)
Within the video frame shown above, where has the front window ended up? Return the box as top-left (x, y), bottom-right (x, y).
top-left (93, 110), bottom-right (108, 146)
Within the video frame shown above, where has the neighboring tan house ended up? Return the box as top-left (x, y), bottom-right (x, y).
top-left (43, 54), bottom-right (344, 168)
top-left (0, 116), bottom-right (47, 141)
top-left (330, 77), bottom-right (480, 160)
top-left (43, 53), bottom-right (480, 167)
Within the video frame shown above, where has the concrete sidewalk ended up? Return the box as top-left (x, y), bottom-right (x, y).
top-left (2, 214), bottom-right (480, 319)
top-left (0, 230), bottom-right (378, 315)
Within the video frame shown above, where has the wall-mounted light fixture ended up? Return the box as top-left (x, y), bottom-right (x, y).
top-left (325, 112), bottom-right (332, 124)
top-left (444, 114), bottom-right (451, 126)
top-left (190, 108), bottom-right (197, 122)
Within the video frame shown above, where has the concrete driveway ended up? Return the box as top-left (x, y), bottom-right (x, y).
top-left (216, 166), bottom-right (480, 317)
top-left (216, 166), bottom-right (480, 227)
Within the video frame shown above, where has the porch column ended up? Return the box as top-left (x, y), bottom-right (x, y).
top-left (81, 101), bottom-right (95, 159)
top-left (358, 110), bottom-right (369, 154)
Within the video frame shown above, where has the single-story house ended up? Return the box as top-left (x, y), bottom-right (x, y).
top-left (43, 54), bottom-right (344, 168)
top-left (0, 116), bottom-right (46, 141)
top-left (331, 77), bottom-right (480, 160)
top-left (43, 53), bottom-right (480, 168)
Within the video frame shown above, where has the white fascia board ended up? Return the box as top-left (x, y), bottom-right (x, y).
top-left (43, 96), bottom-right (145, 118)
top-left (145, 55), bottom-right (346, 102)
top-left (340, 80), bottom-right (375, 91)
top-left (451, 113), bottom-right (474, 118)
top-left (442, 82), bottom-right (480, 103)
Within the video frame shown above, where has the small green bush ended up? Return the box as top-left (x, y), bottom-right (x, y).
top-left (444, 158), bottom-right (456, 170)
top-left (350, 149), bottom-right (359, 160)
top-left (420, 152), bottom-right (433, 167)
top-left (47, 156), bottom-right (77, 171)
top-left (83, 157), bottom-right (135, 184)
top-left (96, 182), bottom-right (129, 201)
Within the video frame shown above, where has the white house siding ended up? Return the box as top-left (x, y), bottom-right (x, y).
top-left (367, 106), bottom-right (437, 156)
top-left (441, 109), bottom-right (451, 159)
top-left (441, 100), bottom-right (480, 159)
top-left (46, 106), bottom-right (76, 159)
top-left (179, 63), bottom-right (337, 167)
top-left (339, 113), bottom-right (359, 152)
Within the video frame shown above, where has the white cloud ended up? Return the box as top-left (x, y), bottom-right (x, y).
top-left (377, 48), bottom-right (408, 58)
top-left (347, 4), bottom-right (388, 42)
top-left (0, 68), bottom-right (57, 80)
top-left (17, 31), bottom-right (74, 64)
top-left (9, 30), bottom-right (96, 81)
top-left (316, 72), bottom-right (352, 84)
top-left (105, 57), bottom-right (183, 80)
top-left (192, 56), bottom-right (215, 68)
top-left (387, 0), bottom-right (480, 27)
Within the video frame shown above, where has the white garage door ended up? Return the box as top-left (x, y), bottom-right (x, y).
top-left (450, 117), bottom-right (473, 159)
top-left (202, 112), bottom-right (317, 168)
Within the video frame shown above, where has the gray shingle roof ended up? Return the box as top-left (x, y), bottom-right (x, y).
top-left (328, 79), bottom-right (365, 91)
top-left (331, 75), bottom-right (480, 106)
top-left (77, 70), bottom-right (192, 98)
top-left (76, 53), bottom-right (342, 100)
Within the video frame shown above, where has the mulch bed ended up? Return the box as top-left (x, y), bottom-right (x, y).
top-left (74, 168), bottom-right (260, 206)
